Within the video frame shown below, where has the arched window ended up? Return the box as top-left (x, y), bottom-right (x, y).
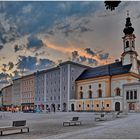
top-left (88, 90), bottom-right (92, 99)
top-left (116, 88), bottom-right (121, 96)
top-left (126, 41), bottom-right (129, 48)
top-left (80, 91), bottom-right (83, 99)
top-left (98, 89), bottom-right (102, 97)
top-left (89, 85), bottom-right (91, 89)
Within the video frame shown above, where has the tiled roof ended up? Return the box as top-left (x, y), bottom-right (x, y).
top-left (76, 61), bottom-right (132, 81)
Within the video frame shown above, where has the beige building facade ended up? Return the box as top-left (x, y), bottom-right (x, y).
top-left (21, 74), bottom-right (35, 111)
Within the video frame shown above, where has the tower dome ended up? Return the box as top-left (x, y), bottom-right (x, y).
top-left (123, 12), bottom-right (134, 35)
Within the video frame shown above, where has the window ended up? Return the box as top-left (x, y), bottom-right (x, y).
top-left (80, 92), bottom-right (83, 99)
top-left (134, 90), bottom-right (137, 99)
top-left (97, 104), bottom-right (99, 107)
top-left (58, 96), bottom-right (60, 100)
top-left (80, 86), bottom-right (82, 90)
top-left (54, 96), bottom-right (56, 100)
top-left (126, 41), bottom-right (129, 48)
top-left (99, 84), bottom-right (101, 88)
top-left (89, 85), bottom-right (91, 89)
top-left (116, 88), bottom-right (121, 96)
top-left (87, 104), bottom-right (89, 107)
top-left (98, 89), bottom-right (102, 97)
top-left (130, 91), bottom-right (133, 99)
top-left (126, 91), bottom-right (129, 100)
top-left (79, 104), bottom-right (81, 107)
top-left (88, 90), bottom-right (92, 99)
top-left (107, 104), bottom-right (109, 107)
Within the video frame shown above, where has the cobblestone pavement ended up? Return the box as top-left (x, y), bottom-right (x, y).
top-left (0, 111), bottom-right (139, 139)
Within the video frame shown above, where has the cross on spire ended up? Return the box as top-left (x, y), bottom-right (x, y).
top-left (127, 10), bottom-right (129, 17)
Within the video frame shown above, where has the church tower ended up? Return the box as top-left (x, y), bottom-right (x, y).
top-left (121, 11), bottom-right (139, 74)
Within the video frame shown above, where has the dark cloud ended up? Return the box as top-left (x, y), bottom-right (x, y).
top-left (87, 58), bottom-right (97, 65)
top-left (27, 36), bottom-right (44, 51)
top-left (99, 53), bottom-right (109, 60)
top-left (71, 50), bottom-right (98, 65)
top-left (35, 51), bottom-right (45, 57)
top-left (8, 62), bottom-right (14, 70)
top-left (0, 44), bottom-right (3, 50)
top-left (37, 58), bottom-right (55, 70)
top-left (17, 55), bottom-right (37, 71)
top-left (16, 55), bottom-right (55, 71)
top-left (85, 48), bottom-right (96, 56)
top-left (79, 56), bottom-right (86, 62)
top-left (14, 44), bottom-right (24, 52)
top-left (0, 72), bottom-right (9, 84)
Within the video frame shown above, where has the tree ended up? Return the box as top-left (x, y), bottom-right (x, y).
top-left (104, 1), bottom-right (121, 11)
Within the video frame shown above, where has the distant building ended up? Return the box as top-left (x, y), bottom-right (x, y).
top-left (1, 84), bottom-right (12, 109)
top-left (123, 82), bottom-right (140, 112)
top-left (12, 78), bottom-right (21, 110)
top-left (21, 73), bottom-right (35, 111)
top-left (35, 61), bottom-right (88, 112)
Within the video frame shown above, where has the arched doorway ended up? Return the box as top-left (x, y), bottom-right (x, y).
top-left (63, 103), bottom-right (67, 112)
top-left (71, 104), bottom-right (75, 111)
top-left (51, 104), bottom-right (56, 112)
top-left (115, 102), bottom-right (120, 111)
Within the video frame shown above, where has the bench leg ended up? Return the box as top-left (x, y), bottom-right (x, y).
top-left (1, 131), bottom-right (2, 136)
top-left (21, 129), bottom-right (23, 133)
top-left (27, 128), bottom-right (29, 133)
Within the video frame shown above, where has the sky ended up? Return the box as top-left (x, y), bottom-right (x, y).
top-left (0, 1), bottom-right (140, 88)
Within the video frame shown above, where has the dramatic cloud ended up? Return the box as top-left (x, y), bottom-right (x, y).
top-left (0, 72), bottom-right (10, 84)
top-left (16, 55), bottom-right (55, 72)
top-left (8, 62), bottom-right (14, 70)
top-left (85, 48), bottom-right (96, 56)
top-left (99, 53), bottom-right (109, 60)
top-left (27, 36), bottom-right (44, 51)
top-left (17, 55), bottom-right (37, 71)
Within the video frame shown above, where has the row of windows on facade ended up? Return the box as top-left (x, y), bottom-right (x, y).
top-left (78, 104), bottom-right (110, 108)
top-left (36, 84), bottom-right (74, 95)
top-left (23, 80), bottom-right (34, 85)
top-left (126, 90), bottom-right (137, 100)
top-left (80, 84), bottom-right (102, 90)
top-left (79, 88), bottom-right (121, 99)
top-left (23, 87), bottom-right (34, 92)
top-left (35, 96), bottom-right (60, 101)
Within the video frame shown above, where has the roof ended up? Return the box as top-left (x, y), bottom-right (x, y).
top-left (76, 61), bottom-right (132, 81)
top-left (59, 61), bottom-right (91, 68)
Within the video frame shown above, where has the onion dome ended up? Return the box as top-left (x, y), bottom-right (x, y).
top-left (123, 13), bottom-right (134, 35)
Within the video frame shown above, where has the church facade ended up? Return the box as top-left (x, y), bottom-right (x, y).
top-left (69, 14), bottom-right (140, 112)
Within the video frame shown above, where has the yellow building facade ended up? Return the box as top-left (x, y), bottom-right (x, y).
top-left (69, 14), bottom-right (140, 112)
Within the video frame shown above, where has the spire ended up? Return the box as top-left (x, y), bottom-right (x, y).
top-left (123, 11), bottom-right (134, 35)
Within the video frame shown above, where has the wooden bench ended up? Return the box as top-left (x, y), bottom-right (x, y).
top-left (0, 120), bottom-right (29, 136)
top-left (95, 114), bottom-right (107, 121)
top-left (63, 117), bottom-right (82, 126)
